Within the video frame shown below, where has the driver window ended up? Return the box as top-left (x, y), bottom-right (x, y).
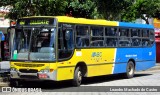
top-left (58, 24), bottom-right (74, 59)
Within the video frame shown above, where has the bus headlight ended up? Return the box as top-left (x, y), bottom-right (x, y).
top-left (39, 69), bottom-right (49, 73)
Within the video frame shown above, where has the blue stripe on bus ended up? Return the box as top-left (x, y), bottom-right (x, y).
top-left (119, 22), bottom-right (154, 29)
top-left (135, 61), bottom-right (155, 71)
top-left (113, 44), bottom-right (156, 74)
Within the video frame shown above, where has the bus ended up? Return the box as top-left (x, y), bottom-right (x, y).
top-left (10, 16), bottom-right (155, 87)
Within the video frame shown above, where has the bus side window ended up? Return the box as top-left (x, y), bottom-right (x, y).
top-left (132, 39), bottom-right (141, 46)
top-left (105, 27), bottom-right (118, 47)
top-left (65, 29), bottom-right (74, 49)
top-left (77, 37), bottom-right (89, 47)
top-left (106, 38), bottom-right (117, 47)
top-left (91, 26), bottom-right (104, 47)
top-left (77, 37), bottom-right (82, 46)
top-left (142, 39), bottom-right (150, 46)
top-left (131, 29), bottom-right (141, 37)
top-left (142, 30), bottom-right (149, 37)
top-left (150, 30), bottom-right (154, 45)
top-left (118, 28), bottom-right (130, 47)
top-left (142, 30), bottom-right (150, 47)
top-left (131, 29), bottom-right (141, 47)
top-left (76, 26), bottom-right (90, 47)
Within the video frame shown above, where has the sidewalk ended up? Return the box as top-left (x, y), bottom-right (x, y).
top-left (0, 61), bottom-right (10, 73)
top-left (0, 61), bottom-right (10, 87)
top-left (147, 63), bottom-right (160, 71)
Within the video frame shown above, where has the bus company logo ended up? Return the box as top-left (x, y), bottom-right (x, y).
top-left (2, 87), bottom-right (11, 92)
top-left (27, 68), bottom-right (30, 71)
top-left (1, 87), bottom-right (42, 92)
top-left (91, 52), bottom-right (102, 57)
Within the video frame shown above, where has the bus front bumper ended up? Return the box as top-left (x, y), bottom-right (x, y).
top-left (10, 70), bottom-right (57, 81)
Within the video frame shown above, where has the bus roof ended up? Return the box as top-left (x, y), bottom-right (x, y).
top-left (22, 16), bottom-right (154, 29)
top-left (22, 16), bottom-right (118, 26)
top-left (119, 22), bottom-right (154, 29)
top-left (54, 16), bottom-right (118, 26)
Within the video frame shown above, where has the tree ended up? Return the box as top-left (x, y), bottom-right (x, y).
top-left (4, 0), bottom-right (99, 20)
top-left (0, 0), bottom-right (14, 6)
top-left (2, 0), bottom-right (160, 24)
top-left (95, 0), bottom-right (133, 20)
top-left (121, 0), bottom-right (160, 24)
top-left (95, 0), bottom-right (160, 24)
top-left (5, 0), bottom-right (68, 20)
top-left (66, 0), bottom-right (100, 19)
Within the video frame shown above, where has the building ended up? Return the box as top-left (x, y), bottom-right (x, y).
top-left (154, 18), bottom-right (160, 63)
top-left (0, 6), bottom-right (10, 61)
top-left (0, 6), bottom-right (10, 34)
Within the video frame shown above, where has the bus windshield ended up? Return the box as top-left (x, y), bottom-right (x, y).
top-left (11, 27), bottom-right (56, 61)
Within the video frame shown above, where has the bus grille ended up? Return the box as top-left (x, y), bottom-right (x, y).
top-left (14, 63), bottom-right (45, 67)
top-left (20, 75), bottom-right (38, 79)
top-left (19, 69), bottom-right (38, 73)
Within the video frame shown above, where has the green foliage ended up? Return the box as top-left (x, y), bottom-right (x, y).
top-left (5, 0), bottom-right (68, 19)
top-left (0, 0), bottom-right (15, 6)
top-left (95, 0), bottom-right (132, 21)
top-left (121, 0), bottom-right (160, 24)
top-left (1, 0), bottom-right (160, 24)
top-left (66, 0), bottom-right (99, 19)
top-left (4, 0), bottom-right (99, 20)
top-left (37, 0), bottom-right (68, 16)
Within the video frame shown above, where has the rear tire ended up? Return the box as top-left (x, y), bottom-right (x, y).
top-left (72, 67), bottom-right (82, 87)
top-left (125, 61), bottom-right (135, 78)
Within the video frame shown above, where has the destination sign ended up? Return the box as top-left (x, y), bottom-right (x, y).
top-left (17, 18), bottom-right (55, 26)
top-left (30, 19), bottom-right (49, 25)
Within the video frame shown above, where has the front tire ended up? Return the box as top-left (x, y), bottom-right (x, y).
top-left (10, 79), bottom-right (18, 87)
top-left (125, 61), bottom-right (135, 78)
top-left (9, 79), bottom-right (22, 87)
top-left (72, 67), bottom-right (82, 87)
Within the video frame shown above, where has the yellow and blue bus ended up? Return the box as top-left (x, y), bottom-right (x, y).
top-left (10, 16), bottom-right (155, 86)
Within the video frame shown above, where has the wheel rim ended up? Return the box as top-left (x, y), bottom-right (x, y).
top-left (128, 63), bottom-right (134, 75)
top-left (77, 71), bottom-right (82, 83)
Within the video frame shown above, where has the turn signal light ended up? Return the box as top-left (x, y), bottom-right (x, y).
top-left (50, 69), bottom-right (54, 72)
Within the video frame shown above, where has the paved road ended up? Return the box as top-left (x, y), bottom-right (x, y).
top-left (0, 69), bottom-right (160, 95)
top-left (0, 63), bottom-right (160, 95)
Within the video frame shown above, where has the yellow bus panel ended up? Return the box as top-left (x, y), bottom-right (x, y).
top-left (56, 48), bottom-right (116, 80)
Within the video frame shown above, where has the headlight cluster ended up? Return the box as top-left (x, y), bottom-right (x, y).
top-left (39, 69), bottom-right (49, 73)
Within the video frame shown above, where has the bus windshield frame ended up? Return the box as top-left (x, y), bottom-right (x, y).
top-left (10, 18), bottom-right (57, 62)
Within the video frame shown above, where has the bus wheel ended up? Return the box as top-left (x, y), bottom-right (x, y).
top-left (10, 79), bottom-right (18, 87)
top-left (72, 67), bottom-right (82, 87)
top-left (125, 61), bottom-right (135, 78)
